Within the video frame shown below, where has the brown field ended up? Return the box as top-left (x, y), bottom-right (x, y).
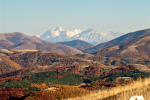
top-left (0, 49), bottom-right (14, 54)
top-left (13, 49), bottom-right (39, 53)
top-left (14, 49), bottom-right (39, 52)
top-left (129, 64), bottom-right (150, 73)
top-left (67, 77), bottom-right (150, 100)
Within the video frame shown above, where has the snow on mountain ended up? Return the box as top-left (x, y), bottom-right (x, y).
top-left (40, 26), bottom-right (82, 43)
top-left (71, 29), bottom-right (112, 45)
top-left (36, 35), bottom-right (40, 38)
top-left (66, 29), bottom-right (82, 37)
top-left (40, 27), bottom-right (125, 45)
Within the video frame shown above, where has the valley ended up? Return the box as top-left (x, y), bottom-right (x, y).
top-left (0, 28), bottom-right (150, 100)
top-left (1, 0), bottom-right (149, 99)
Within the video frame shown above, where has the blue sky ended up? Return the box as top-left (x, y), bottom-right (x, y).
top-left (0, 0), bottom-right (150, 36)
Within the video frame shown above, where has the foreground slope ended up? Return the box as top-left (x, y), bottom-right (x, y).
top-left (68, 77), bottom-right (150, 100)
top-left (83, 28), bottom-right (150, 53)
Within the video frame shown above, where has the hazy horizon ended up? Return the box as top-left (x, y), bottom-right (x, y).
top-left (0, 0), bottom-right (150, 36)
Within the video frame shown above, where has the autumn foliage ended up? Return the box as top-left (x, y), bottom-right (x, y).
top-left (25, 84), bottom-right (90, 100)
top-left (84, 80), bottom-right (133, 90)
top-left (106, 67), bottom-right (132, 75)
top-left (0, 87), bottom-right (27, 100)
top-left (84, 65), bottom-right (102, 76)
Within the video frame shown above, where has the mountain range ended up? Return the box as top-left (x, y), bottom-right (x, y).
top-left (40, 27), bottom-right (124, 45)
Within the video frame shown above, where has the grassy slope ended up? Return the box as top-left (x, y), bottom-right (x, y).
top-left (68, 77), bottom-right (150, 100)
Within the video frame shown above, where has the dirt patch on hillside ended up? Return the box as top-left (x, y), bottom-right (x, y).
top-left (76, 53), bottom-right (93, 59)
top-left (133, 35), bottom-right (150, 45)
top-left (0, 58), bottom-right (2, 62)
top-left (0, 49), bottom-right (14, 54)
top-left (37, 65), bottom-right (49, 69)
top-left (129, 64), bottom-right (150, 73)
top-left (109, 46), bottom-right (119, 51)
top-left (115, 77), bottom-right (133, 82)
top-left (121, 45), bottom-right (138, 54)
top-left (45, 87), bottom-right (59, 92)
top-left (14, 49), bottom-right (39, 53)
top-left (0, 53), bottom-right (6, 57)
top-left (80, 65), bottom-right (89, 71)
top-left (121, 36), bottom-right (148, 54)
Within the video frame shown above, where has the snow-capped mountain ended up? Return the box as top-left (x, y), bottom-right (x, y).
top-left (40, 26), bottom-right (82, 43)
top-left (70, 29), bottom-right (124, 45)
top-left (40, 27), bottom-right (124, 45)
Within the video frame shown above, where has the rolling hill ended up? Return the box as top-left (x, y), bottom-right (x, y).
top-left (0, 32), bottom-right (83, 55)
top-left (56, 39), bottom-right (94, 49)
top-left (0, 56), bottom-right (22, 74)
top-left (0, 32), bottom-right (49, 45)
top-left (83, 28), bottom-right (150, 53)
top-left (36, 43), bottom-right (83, 55)
top-left (94, 32), bottom-right (150, 60)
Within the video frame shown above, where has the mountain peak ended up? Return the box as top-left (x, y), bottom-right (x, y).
top-left (52, 26), bottom-right (65, 31)
top-left (87, 28), bottom-right (95, 31)
top-left (82, 28), bottom-right (97, 34)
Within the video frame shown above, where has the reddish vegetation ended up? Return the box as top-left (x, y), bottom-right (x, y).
top-left (32, 91), bottom-right (55, 100)
top-left (11, 51), bottom-right (40, 68)
top-left (48, 85), bottom-right (89, 99)
top-left (95, 80), bottom-right (132, 87)
top-left (36, 52), bottom-right (75, 66)
top-left (0, 75), bottom-right (22, 83)
top-left (106, 67), bottom-right (132, 75)
top-left (84, 65), bottom-right (102, 76)
top-left (84, 80), bottom-right (133, 90)
top-left (29, 83), bottom-right (46, 89)
top-left (25, 84), bottom-right (90, 100)
top-left (69, 65), bottom-right (80, 74)
top-left (54, 75), bottom-right (64, 78)
top-left (0, 56), bottom-right (22, 74)
top-left (0, 87), bottom-right (27, 100)
top-left (54, 73), bottom-right (69, 79)
top-left (0, 49), bottom-right (135, 79)
top-left (0, 83), bottom-right (89, 100)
